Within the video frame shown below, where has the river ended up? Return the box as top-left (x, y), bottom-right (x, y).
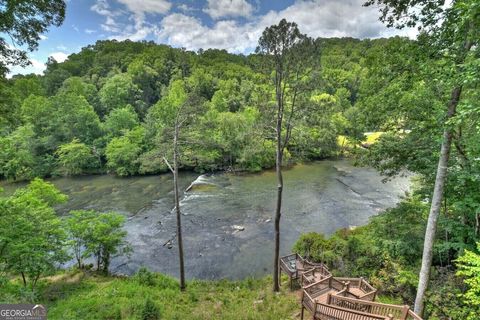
top-left (0, 159), bottom-right (410, 280)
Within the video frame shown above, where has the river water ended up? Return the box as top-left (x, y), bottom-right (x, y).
top-left (0, 160), bottom-right (410, 280)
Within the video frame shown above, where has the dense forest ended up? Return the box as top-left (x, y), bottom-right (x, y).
top-left (1, 37), bottom-right (388, 179)
top-left (1, 0), bottom-right (480, 319)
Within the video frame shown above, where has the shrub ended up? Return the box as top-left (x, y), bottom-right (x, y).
top-left (135, 267), bottom-right (156, 287)
top-left (141, 298), bottom-right (161, 320)
top-left (56, 139), bottom-right (98, 175)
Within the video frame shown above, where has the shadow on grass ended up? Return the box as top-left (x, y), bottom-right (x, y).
top-left (41, 271), bottom-right (99, 304)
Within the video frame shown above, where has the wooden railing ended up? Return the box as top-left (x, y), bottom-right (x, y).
top-left (332, 276), bottom-right (377, 301)
top-left (302, 289), bottom-right (316, 313)
top-left (301, 264), bottom-right (332, 286)
top-left (328, 295), bottom-right (418, 320)
top-left (279, 253), bottom-right (299, 276)
top-left (331, 276), bottom-right (346, 291)
top-left (301, 276), bottom-right (422, 320)
top-left (407, 310), bottom-right (423, 320)
top-left (315, 302), bottom-right (391, 320)
top-left (359, 277), bottom-right (375, 293)
top-left (359, 290), bottom-right (377, 301)
top-left (303, 276), bottom-right (333, 299)
top-left (335, 277), bottom-right (361, 287)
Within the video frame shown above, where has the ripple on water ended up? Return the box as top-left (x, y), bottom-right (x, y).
top-left (0, 159), bottom-right (410, 280)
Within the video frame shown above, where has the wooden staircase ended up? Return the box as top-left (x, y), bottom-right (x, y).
top-left (279, 254), bottom-right (423, 320)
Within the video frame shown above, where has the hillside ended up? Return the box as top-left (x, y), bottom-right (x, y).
top-left (1, 37), bottom-right (411, 180)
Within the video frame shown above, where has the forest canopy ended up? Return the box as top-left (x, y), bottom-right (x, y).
top-left (0, 37), bottom-right (393, 180)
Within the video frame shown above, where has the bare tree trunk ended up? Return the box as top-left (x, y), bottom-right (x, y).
top-left (173, 123), bottom-right (186, 291)
top-left (21, 271), bottom-right (27, 287)
top-left (414, 86), bottom-right (462, 316)
top-left (33, 272), bottom-right (40, 288)
top-left (273, 98), bottom-right (283, 292)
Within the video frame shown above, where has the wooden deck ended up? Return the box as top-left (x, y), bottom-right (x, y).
top-left (279, 253), bottom-right (332, 289)
top-left (280, 254), bottom-right (423, 320)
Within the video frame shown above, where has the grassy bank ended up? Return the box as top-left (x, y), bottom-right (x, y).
top-left (1, 270), bottom-right (299, 320)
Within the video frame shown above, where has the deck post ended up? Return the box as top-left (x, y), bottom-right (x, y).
top-left (312, 301), bottom-right (317, 320)
top-left (401, 305), bottom-right (410, 320)
top-left (345, 281), bottom-right (350, 292)
top-left (300, 291), bottom-right (305, 320)
top-left (326, 293), bottom-right (332, 305)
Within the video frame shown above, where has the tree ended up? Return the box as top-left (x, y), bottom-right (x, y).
top-left (48, 93), bottom-right (102, 148)
top-left (11, 74), bottom-right (45, 104)
top-left (65, 210), bottom-right (97, 269)
top-left (456, 243), bottom-right (480, 320)
top-left (20, 95), bottom-right (54, 134)
top-left (0, 178), bottom-right (68, 287)
top-left (127, 57), bottom-right (161, 106)
top-left (58, 77), bottom-right (102, 116)
top-left (65, 210), bottom-right (130, 274)
top-left (365, 0), bottom-right (479, 315)
top-left (256, 19), bottom-right (317, 292)
top-left (103, 105), bottom-right (140, 138)
top-left (0, 125), bottom-right (37, 180)
top-left (43, 62), bottom-right (71, 96)
top-left (105, 126), bottom-right (144, 176)
top-left (158, 79), bottom-right (200, 291)
top-left (0, 77), bottom-right (16, 133)
top-left (158, 80), bottom-right (187, 291)
top-left (99, 73), bottom-right (144, 117)
top-left (0, 0), bottom-right (65, 75)
top-left (56, 139), bottom-right (98, 176)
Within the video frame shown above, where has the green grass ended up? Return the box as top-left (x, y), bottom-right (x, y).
top-left (1, 271), bottom-right (299, 320)
top-left (337, 132), bottom-right (384, 151)
top-left (337, 131), bottom-right (384, 153)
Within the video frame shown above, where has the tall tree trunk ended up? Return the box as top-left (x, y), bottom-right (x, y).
top-left (273, 101), bottom-right (283, 292)
top-left (173, 123), bottom-right (186, 291)
top-left (414, 86), bottom-right (462, 316)
top-left (21, 271), bottom-right (27, 287)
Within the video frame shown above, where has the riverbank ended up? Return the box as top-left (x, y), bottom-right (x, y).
top-left (1, 270), bottom-right (299, 319)
top-left (0, 160), bottom-right (410, 280)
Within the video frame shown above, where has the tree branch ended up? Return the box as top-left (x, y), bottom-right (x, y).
top-left (163, 157), bottom-right (174, 174)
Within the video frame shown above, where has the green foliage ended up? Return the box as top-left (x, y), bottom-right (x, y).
top-left (141, 298), bottom-right (161, 320)
top-left (2, 37), bottom-right (398, 177)
top-left (58, 77), bottom-right (102, 115)
top-left (0, 179), bottom-right (68, 287)
top-left (0, 0), bottom-right (65, 75)
top-left (65, 210), bottom-right (130, 274)
top-left (0, 271), bottom-right (298, 320)
top-left (56, 139), bottom-right (98, 176)
top-left (65, 209), bottom-right (97, 269)
top-left (49, 93), bottom-right (102, 146)
top-left (99, 73), bottom-right (144, 117)
top-left (238, 139), bottom-right (276, 172)
top-left (105, 127), bottom-right (144, 176)
top-left (456, 243), bottom-right (480, 319)
top-left (104, 105), bottom-right (139, 138)
top-left (0, 125), bottom-right (37, 180)
top-left (293, 196), bottom-right (430, 302)
top-left (424, 269), bottom-right (469, 320)
top-left (135, 267), bottom-right (157, 287)
top-left (11, 75), bottom-right (45, 103)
